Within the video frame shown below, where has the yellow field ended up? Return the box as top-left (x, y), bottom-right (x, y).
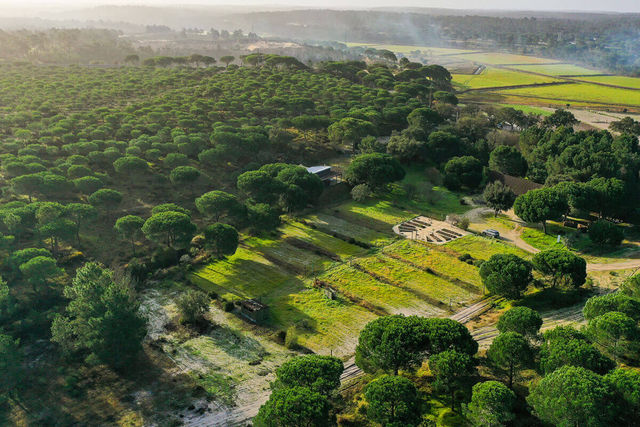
top-left (453, 67), bottom-right (560, 89)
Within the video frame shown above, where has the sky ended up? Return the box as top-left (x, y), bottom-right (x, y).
top-left (1, 0), bottom-right (639, 13)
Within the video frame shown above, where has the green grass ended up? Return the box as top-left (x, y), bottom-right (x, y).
top-left (187, 371), bottom-right (236, 406)
top-left (321, 264), bottom-right (444, 317)
top-left (328, 167), bottom-right (470, 230)
top-left (508, 63), bottom-right (602, 75)
top-left (520, 226), bottom-right (566, 251)
top-left (331, 199), bottom-right (415, 231)
top-left (192, 247), bottom-right (295, 300)
top-left (386, 240), bottom-right (483, 288)
top-left (497, 103), bottom-right (553, 116)
top-left (280, 220), bottom-right (366, 259)
top-left (495, 82), bottom-right (640, 107)
top-left (244, 234), bottom-right (336, 273)
top-left (453, 67), bottom-right (560, 89)
top-left (445, 235), bottom-right (531, 260)
top-left (357, 254), bottom-right (477, 304)
top-left (304, 212), bottom-right (393, 246)
top-left (577, 75), bottom-right (640, 89)
top-left (269, 286), bottom-right (377, 353)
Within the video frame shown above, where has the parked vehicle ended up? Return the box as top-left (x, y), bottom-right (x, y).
top-left (482, 229), bottom-right (500, 238)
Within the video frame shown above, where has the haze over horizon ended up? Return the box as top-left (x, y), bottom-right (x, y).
top-left (0, 0), bottom-right (639, 14)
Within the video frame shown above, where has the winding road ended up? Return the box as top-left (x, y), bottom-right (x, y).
top-left (465, 207), bottom-right (640, 272)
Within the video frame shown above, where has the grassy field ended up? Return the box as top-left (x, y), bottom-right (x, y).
top-left (577, 75), bottom-right (640, 89)
top-left (497, 103), bottom-right (553, 116)
top-left (303, 213), bottom-right (393, 247)
top-left (192, 247), bottom-right (296, 300)
top-left (446, 52), bottom-right (558, 65)
top-left (357, 254), bottom-right (477, 303)
top-left (445, 235), bottom-right (531, 260)
top-left (507, 63), bottom-right (602, 76)
top-left (453, 67), bottom-right (560, 89)
top-left (495, 82), bottom-right (640, 107)
top-left (190, 183), bottom-right (486, 356)
top-left (385, 240), bottom-right (483, 288)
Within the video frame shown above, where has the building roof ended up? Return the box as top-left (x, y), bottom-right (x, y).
top-left (240, 299), bottom-right (267, 312)
top-left (306, 165), bottom-right (331, 175)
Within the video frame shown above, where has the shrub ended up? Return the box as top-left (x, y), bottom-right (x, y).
top-left (589, 220), bottom-right (624, 246)
top-left (351, 184), bottom-right (371, 201)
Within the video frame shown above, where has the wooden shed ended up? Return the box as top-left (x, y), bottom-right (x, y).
top-left (239, 299), bottom-right (268, 324)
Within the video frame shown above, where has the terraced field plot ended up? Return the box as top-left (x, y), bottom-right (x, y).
top-left (496, 82), bottom-right (640, 107)
top-left (331, 199), bottom-right (417, 232)
top-left (192, 206), bottom-right (486, 354)
top-left (507, 63), bottom-right (602, 76)
top-left (320, 263), bottom-right (447, 316)
top-left (385, 240), bottom-right (483, 289)
top-left (356, 255), bottom-right (477, 303)
top-left (445, 235), bottom-right (531, 260)
top-left (279, 220), bottom-right (366, 259)
top-left (577, 75), bottom-right (640, 89)
top-left (304, 212), bottom-right (393, 246)
top-left (192, 247), bottom-right (296, 300)
top-left (453, 67), bottom-right (561, 89)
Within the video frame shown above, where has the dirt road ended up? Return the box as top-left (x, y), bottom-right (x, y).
top-left (466, 208), bottom-right (640, 272)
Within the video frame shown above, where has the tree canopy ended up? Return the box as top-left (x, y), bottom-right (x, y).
top-left (479, 254), bottom-right (533, 299)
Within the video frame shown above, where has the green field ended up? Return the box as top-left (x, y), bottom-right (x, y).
top-left (497, 104), bottom-right (553, 116)
top-left (191, 191), bottom-right (492, 355)
top-left (453, 67), bottom-right (560, 89)
top-left (495, 82), bottom-right (640, 107)
top-left (445, 235), bottom-right (531, 260)
top-left (385, 240), bottom-right (483, 288)
top-left (508, 63), bottom-right (602, 76)
top-left (577, 75), bottom-right (640, 89)
top-left (304, 212), bottom-right (393, 246)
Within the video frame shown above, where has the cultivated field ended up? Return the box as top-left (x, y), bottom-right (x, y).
top-left (453, 67), bottom-right (561, 89)
top-left (445, 52), bottom-right (558, 65)
top-left (507, 63), bottom-right (602, 76)
top-left (495, 82), bottom-right (640, 107)
top-left (370, 42), bottom-right (640, 113)
top-left (577, 75), bottom-right (640, 89)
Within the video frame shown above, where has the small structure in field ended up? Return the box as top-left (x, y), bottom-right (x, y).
top-left (304, 165), bottom-right (341, 185)
top-left (239, 299), bottom-right (268, 324)
top-left (393, 215), bottom-right (469, 244)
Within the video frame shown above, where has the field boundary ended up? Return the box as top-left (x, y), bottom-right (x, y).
top-left (457, 81), bottom-right (573, 93)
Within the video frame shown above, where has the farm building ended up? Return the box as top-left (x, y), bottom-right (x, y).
top-left (239, 299), bottom-right (268, 324)
top-left (305, 165), bottom-right (341, 185)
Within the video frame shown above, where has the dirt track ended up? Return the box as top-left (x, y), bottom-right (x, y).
top-left (466, 208), bottom-right (640, 272)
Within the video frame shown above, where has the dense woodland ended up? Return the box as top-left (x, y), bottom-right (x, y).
top-left (1, 32), bottom-right (640, 425)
